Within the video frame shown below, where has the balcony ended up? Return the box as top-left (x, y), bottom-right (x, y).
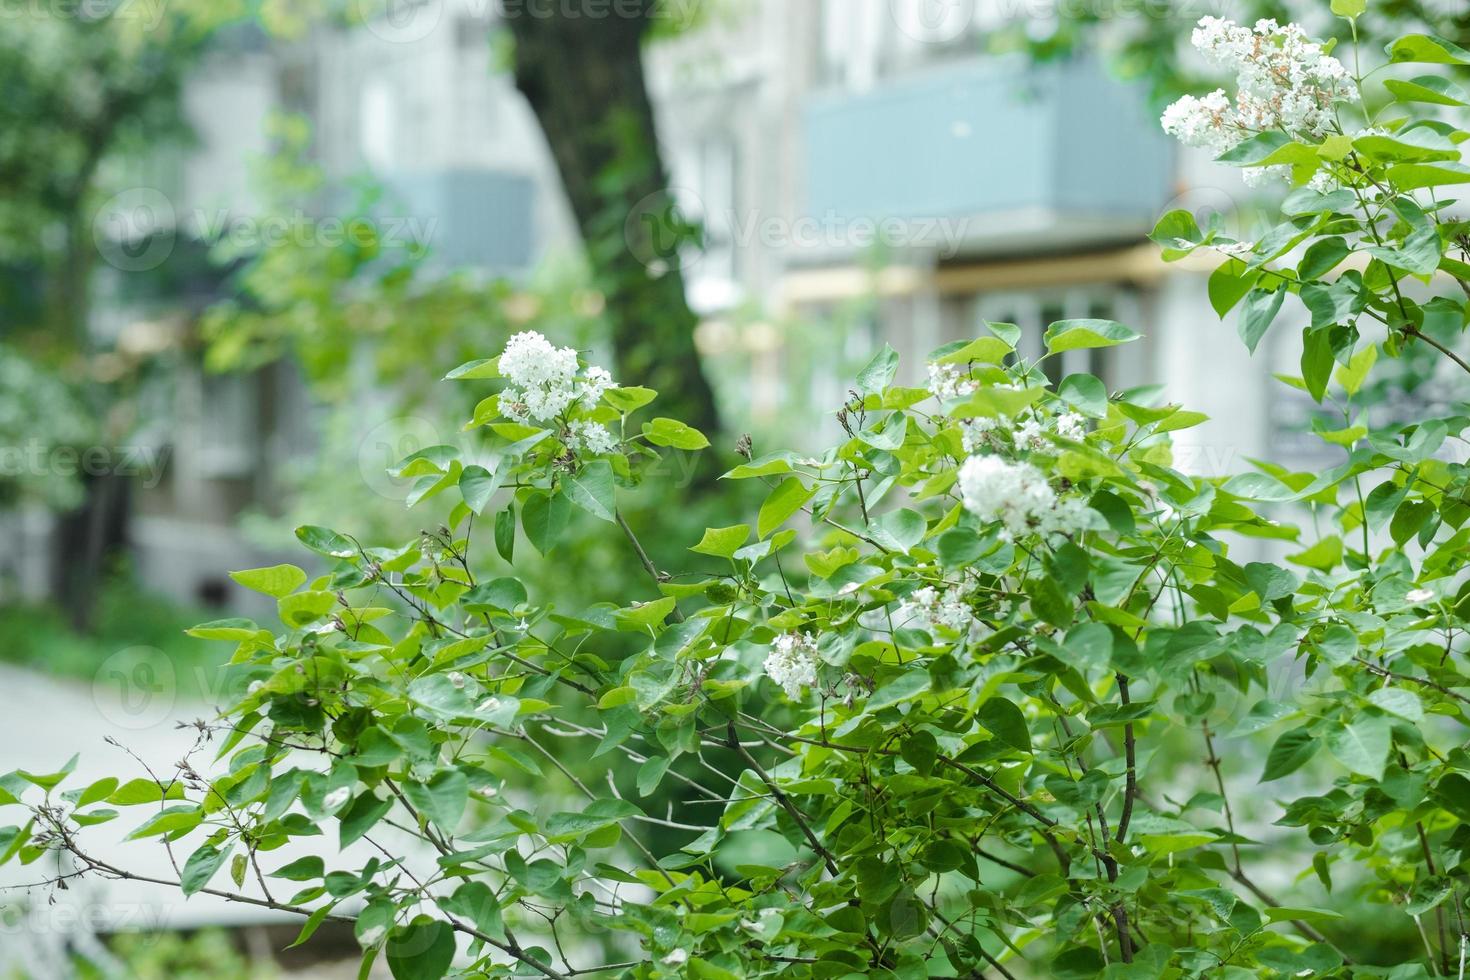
top-left (380, 169), bottom-right (536, 273)
top-left (802, 56), bottom-right (1174, 259)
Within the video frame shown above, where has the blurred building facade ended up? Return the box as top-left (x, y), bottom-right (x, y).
top-left (14, 0), bottom-right (1292, 612)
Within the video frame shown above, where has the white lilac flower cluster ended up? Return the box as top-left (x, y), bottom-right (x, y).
top-left (1161, 17), bottom-right (1353, 185)
top-left (961, 409), bottom-right (1086, 455)
top-left (896, 585), bottom-right (973, 635)
top-left (958, 455), bottom-right (1091, 541)
top-left (927, 363), bottom-right (977, 401)
top-left (497, 330), bottom-right (619, 455)
top-left (763, 632), bottom-right (820, 699)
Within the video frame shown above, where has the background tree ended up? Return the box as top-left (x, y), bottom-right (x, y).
top-left (501, 0), bottom-right (722, 437)
top-left (0, 2), bottom-right (237, 627)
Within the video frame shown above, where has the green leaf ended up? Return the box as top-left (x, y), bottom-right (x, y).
top-left (1238, 286), bottom-right (1285, 354)
top-left (614, 597), bottom-right (678, 630)
top-left (1330, 0), bottom-right (1364, 16)
top-left (1218, 131), bottom-right (1315, 167)
top-left (403, 769), bottom-right (468, 833)
top-left (876, 508), bottom-right (926, 552)
top-left (566, 459), bottom-right (616, 522)
top-left (443, 881), bottom-right (504, 939)
top-left (856, 343), bottom-right (899, 392)
top-left (1368, 687), bottom-right (1423, 723)
top-left (952, 385), bottom-right (1045, 419)
top-left (1335, 344), bottom-right (1377, 395)
top-left (757, 478), bottom-right (814, 539)
top-left (1384, 75), bottom-right (1468, 106)
top-left (690, 524), bottom-right (751, 559)
top-left (184, 618), bottom-right (263, 642)
top-left (127, 805), bottom-right (202, 840)
top-left (387, 919), bottom-right (456, 980)
top-left (1386, 33), bottom-right (1470, 66)
top-left (1208, 259), bottom-right (1259, 317)
top-left (494, 506), bottom-right (515, 563)
top-left (977, 697), bottom-right (1030, 752)
top-left (1262, 727), bottom-right (1318, 781)
top-left (296, 525), bottom-right (358, 559)
top-left (1149, 209), bottom-right (1202, 255)
top-left (1301, 329), bottom-right (1334, 403)
top-left (1043, 319), bottom-right (1140, 353)
top-left (604, 386), bottom-right (657, 413)
top-left (339, 793), bottom-right (393, 849)
top-left (444, 357), bottom-right (500, 380)
top-left (644, 417), bottom-right (709, 450)
top-left (1385, 161), bottom-right (1470, 190)
top-left (1058, 374), bottom-right (1107, 418)
top-left (106, 779), bottom-right (184, 807)
top-left (459, 464), bottom-right (502, 515)
top-left (271, 855), bottom-right (326, 881)
top-left (180, 845), bottom-right (228, 896)
top-left (637, 756), bottom-right (671, 796)
top-left (1327, 714), bottom-right (1390, 780)
top-left (867, 671), bottom-right (930, 711)
top-left (228, 565), bottom-right (307, 598)
top-left (934, 336), bottom-right (1012, 365)
top-left (521, 490), bottom-right (571, 555)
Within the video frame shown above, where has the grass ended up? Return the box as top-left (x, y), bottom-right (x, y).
top-left (0, 577), bottom-right (228, 700)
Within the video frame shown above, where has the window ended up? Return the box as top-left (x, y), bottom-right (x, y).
top-left (671, 134), bottom-right (739, 313)
top-left (973, 285), bottom-right (1138, 390)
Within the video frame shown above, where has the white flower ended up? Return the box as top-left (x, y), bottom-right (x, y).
top-left (961, 415), bottom-right (1006, 454)
top-left (1407, 588), bottom-right (1435, 604)
top-left (323, 787), bottom-right (351, 811)
top-left (662, 949), bottom-right (689, 967)
top-left (1160, 89), bottom-right (1234, 155)
top-left (959, 456), bottom-right (1054, 538)
top-left (568, 419), bottom-right (618, 456)
top-left (1307, 170), bottom-right (1339, 193)
top-left (896, 585), bottom-right (973, 635)
top-left (497, 331), bottom-right (580, 423)
top-left (495, 332), bottom-right (621, 425)
top-left (958, 455), bottom-right (1089, 540)
top-left (928, 363), bottom-right (977, 401)
top-left (1055, 411), bottom-right (1087, 441)
top-left (1015, 417), bottom-right (1047, 451)
top-left (580, 365), bottom-right (614, 408)
top-left (1162, 18), bottom-right (1354, 168)
top-left (500, 330), bottom-right (579, 389)
top-left (1210, 240), bottom-right (1255, 259)
top-left (763, 633), bottom-right (820, 699)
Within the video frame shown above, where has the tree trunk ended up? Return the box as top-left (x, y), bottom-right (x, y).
top-left (502, 1), bottom-right (721, 438)
top-left (50, 470), bottom-right (131, 633)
